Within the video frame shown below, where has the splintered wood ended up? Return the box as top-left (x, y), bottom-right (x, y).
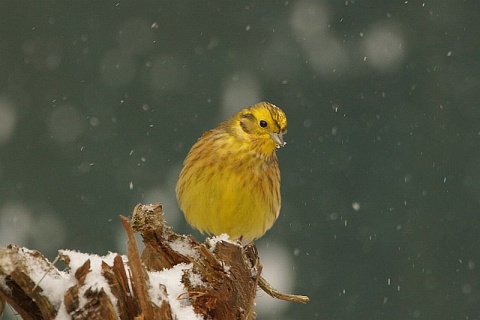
top-left (0, 203), bottom-right (308, 320)
top-left (130, 203), bottom-right (260, 319)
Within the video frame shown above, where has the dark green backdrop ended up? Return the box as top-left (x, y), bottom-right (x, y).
top-left (1, 1), bottom-right (479, 319)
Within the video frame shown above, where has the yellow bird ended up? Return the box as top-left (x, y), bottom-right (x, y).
top-left (176, 102), bottom-right (287, 242)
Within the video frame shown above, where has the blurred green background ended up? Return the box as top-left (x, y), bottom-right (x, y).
top-left (1, 1), bottom-right (479, 319)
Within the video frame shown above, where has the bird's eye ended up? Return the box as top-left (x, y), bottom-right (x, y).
top-left (259, 120), bottom-right (268, 128)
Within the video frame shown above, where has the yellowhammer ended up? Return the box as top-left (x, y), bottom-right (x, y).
top-left (176, 102), bottom-right (287, 242)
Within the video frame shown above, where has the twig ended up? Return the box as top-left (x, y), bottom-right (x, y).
top-left (32, 254), bottom-right (61, 293)
top-left (258, 275), bottom-right (309, 304)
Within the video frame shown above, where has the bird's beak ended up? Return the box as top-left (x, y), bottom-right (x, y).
top-left (270, 132), bottom-right (286, 148)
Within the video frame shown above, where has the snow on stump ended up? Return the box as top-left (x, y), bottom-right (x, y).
top-left (0, 203), bottom-right (307, 319)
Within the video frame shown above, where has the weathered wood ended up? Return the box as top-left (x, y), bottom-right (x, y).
top-left (0, 246), bottom-right (57, 319)
top-left (131, 203), bottom-right (261, 320)
top-left (0, 203), bottom-right (308, 320)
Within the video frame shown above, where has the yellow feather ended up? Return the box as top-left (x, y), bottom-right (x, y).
top-left (176, 102), bottom-right (287, 241)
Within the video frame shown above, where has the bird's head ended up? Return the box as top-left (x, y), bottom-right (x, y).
top-left (233, 102), bottom-right (287, 156)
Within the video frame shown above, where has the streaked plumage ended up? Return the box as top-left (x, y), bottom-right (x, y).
top-left (176, 102), bottom-right (287, 242)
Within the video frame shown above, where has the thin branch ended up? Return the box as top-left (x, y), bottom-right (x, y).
top-left (258, 276), bottom-right (309, 304)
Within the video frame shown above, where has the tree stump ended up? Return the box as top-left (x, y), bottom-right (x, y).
top-left (0, 203), bottom-right (307, 320)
